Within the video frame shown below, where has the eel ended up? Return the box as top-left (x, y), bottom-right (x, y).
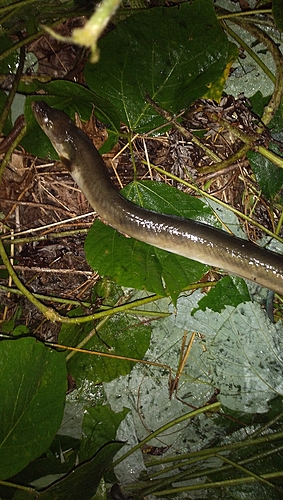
top-left (32, 100), bottom-right (283, 295)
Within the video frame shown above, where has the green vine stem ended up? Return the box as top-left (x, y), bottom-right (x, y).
top-left (135, 430), bottom-right (283, 496)
top-left (147, 430), bottom-right (283, 468)
top-left (0, 480), bottom-right (33, 495)
top-left (202, 112), bottom-right (283, 170)
top-left (198, 144), bottom-right (249, 175)
top-left (110, 402), bottom-right (221, 470)
top-left (154, 470), bottom-right (283, 496)
top-left (0, 228), bottom-right (89, 245)
top-left (0, 284), bottom-right (92, 308)
top-left (217, 9), bottom-right (272, 21)
top-left (147, 441), bottom-right (283, 482)
top-left (65, 301), bottom-right (170, 362)
top-left (0, 284), bottom-right (170, 320)
top-left (256, 145), bottom-right (283, 169)
top-left (215, 454), bottom-right (280, 492)
top-left (206, 112), bottom-right (257, 145)
top-left (276, 210), bottom-right (283, 236)
top-left (0, 236), bottom-right (176, 323)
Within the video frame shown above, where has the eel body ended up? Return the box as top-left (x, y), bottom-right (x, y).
top-left (32, 100), bottom-right (283, 294)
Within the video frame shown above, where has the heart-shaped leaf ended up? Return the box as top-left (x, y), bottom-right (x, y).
top-left (85, 0), bottom-right (231, 132)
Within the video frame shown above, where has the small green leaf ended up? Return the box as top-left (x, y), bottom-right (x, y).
top-left (192, 276), bottom-right (250, 314)
top-left (249, 91), bottom-right (270, 117)
top-left (0, 307), bottom-right (29, 335)
top-left (247, 146), bottom-right (283, 199)
top-left (92, 278), bottom-right (124, 307)
top-left (85, 0), bottom-right (230, 132)
top-left (80, 406), bottom-right (129, 461)
top-left (0, 338), bottom-right (66, 480)
top-left (86, 223), bottom-right (167, 295)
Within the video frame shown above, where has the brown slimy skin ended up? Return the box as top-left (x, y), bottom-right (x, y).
top-left (32, 100), bottom-right (283, 294)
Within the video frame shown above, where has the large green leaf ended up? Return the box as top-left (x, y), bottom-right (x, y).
top-left (85, 0), bottom-right (230, 132)
top-left (85, 181), bottom-right (218, 300)
top-left (0, 338), bottom-right (66, 480)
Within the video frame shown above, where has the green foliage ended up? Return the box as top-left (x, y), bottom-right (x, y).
top-left (0, 338), bottom-right (66, 480)
top-left (248, 91), bottom-right (283, 198)
top-left (247, 145), bottom-right (283, 199)
top-left (1, 0), bottom-right (283, 498)
top-left (192, 275), bottom-right (250, 314)
top-left (0, 306), bottom-right (29, 334)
